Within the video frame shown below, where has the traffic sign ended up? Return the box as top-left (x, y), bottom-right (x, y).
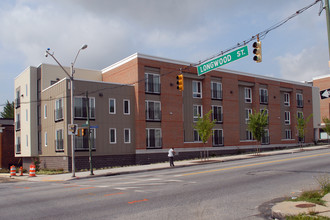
top-left (197, 45), bottom-right (249, 76)
top-left (320, 89), bottom-right (330, 99)
top-left (68, 124), bottom-right (78, 135)
top-left (90, 125), bottom-right (99, 129)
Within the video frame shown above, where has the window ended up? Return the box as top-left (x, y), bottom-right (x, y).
top-left (246, 130), bottom-right (253, 140)
top-left (297, 111), bottom-right (303, 119)
top-left (15, 90), bottom-right (20, 108)
top-left (75, 128), bottom-right (96, 150)
top-left (26, 135), bottom-right (28, 147)
top-left (16, 136), bottom-right (21, 154)
top-left (193, 81), bottom-right (202, 98)
top-left (285, 129), bottom-right (292, 139)
top-left (245, 108), bottom-right (252, 124)
top-left (259, 88), bottom-right (268, 104)
top-left (145, 73), bottom-right (160, 94)
top-left (55, 98), bottom-right (63, 121)
top-left (211, 81), bottom-right (222, 99)
top-left (45, 132), bottom-right (48, 147)
top-left (212, 105), bottom-right (223, 123)
top-left (146, 128), bottom-right (162, 148)
top-left (124, 128), bottom-right (131, 144)
top-left (213, 129), bottom-right (223, 146)
top-left (260, 108), bottom-right (269, 123)
top-left (26, 109), bottom-right (28, 121)
top-left (297, 93), bottom-right (303, 108)
top-left (109, 98), bottom-right (116, 114)
top-left (284, 93), bottom-right (290, 106)
top-left (44, 104), bottom-right (47, 118)
top-left (193, 130), bottom-right (202, 142)
top-left (15, 113), bottom-right (20, 131)
top-left (284, 111), bottom-right (291, 125)
top-left (262, 129), bottom-right (269, 144)
top-left (245, 87), bottom-right (252, 103)
top-left (145, 100), bottom-right (161, 121)
top-left (109, 128), bottom-right (116, 144)
top-left (123, 99), bottom-right (130, 115)
top-left (74, 97), bottom-right (95, 119)
top-left (55, 129), bottom-right (64, 151)
top-left (25, 84), bottom-right (28, 97)
top-left (193, 105), bottom-right (203, 122)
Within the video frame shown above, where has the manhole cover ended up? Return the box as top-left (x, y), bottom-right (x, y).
top-left (296, 204), bottom-right (316, 208)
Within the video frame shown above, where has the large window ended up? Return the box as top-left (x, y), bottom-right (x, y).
top-left (259, 88), bottom-right (268, 104)
top-left (246, 130), bottom-right (253, 140)
top-left (16, 136), bottom-right (21, 154)
top-left (211, 81), bottom-right (222, 100)
top-left (55, 98), bottom-right (63, 121)
top-left (75, 128), bottom-right (96, 150)
top-left (212, 105), bottom-right (223, 123)
top-left (146, 128), bottom-right (162, 148)
top-left (193, 105), bottom-right (203, 122)
top-left (109, 98), bottom-right (116, 114)
top-left (261, 129), bottom-right (269, 145)
top-left (145, 100), bottom-right (161, 121)
top-left (55, 129), bottom-right (64, 151)
top-left (284, 93), bottom-right (290, 106)
top-left (284, 111), bottom-right (291, 125)
top-left (193, 81), bottom-right (202, 98)
top-left (245, 87), bottom-right (252, 103)
top-left (74, 97), bottom-right (95, 119)
top-left (145, 73), bottom-right (160, 94)
top-left (297, 93), bottom-right (303, 108)
top-left (213, 129), bottom-right (223, 146)
top-left (15, 113), bottom-right (20, 131)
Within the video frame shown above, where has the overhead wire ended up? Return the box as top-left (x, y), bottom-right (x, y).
top-left (5, 0), bottom-right (323, 108)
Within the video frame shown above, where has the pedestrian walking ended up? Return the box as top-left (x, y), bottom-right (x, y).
top-left (168, 148), bottom-right (175, 167)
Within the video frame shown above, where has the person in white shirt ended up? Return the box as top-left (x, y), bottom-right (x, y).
top-left (168, 148), bottom-right (175, 167)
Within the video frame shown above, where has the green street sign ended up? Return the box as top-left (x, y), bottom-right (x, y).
top-left (197, 45), bottom-right (249, 76)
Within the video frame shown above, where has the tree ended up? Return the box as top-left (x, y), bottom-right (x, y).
top-left (296, 113), bottom-right (313, 149)
top-left (322, 117), bottom-right (330, 143)
top-left (194, 110), bottom-right (215, 160)
top-left (0, 100), bottom-right (14, 119)
top-left (247, 109), bottom-right (268, 154)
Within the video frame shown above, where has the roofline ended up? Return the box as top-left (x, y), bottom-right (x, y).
top-left (102, 53), bottom-right (312, 88)
top-left (312, 74), bottom-right (330, 81)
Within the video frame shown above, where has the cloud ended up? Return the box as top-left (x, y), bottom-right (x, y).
top-left (276, 45), bottom-right (329, 82)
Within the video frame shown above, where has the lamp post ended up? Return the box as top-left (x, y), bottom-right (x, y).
top-left (45, 44), bottom-right (88, 177)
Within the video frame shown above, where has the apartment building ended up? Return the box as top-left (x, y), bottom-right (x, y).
top-left (15, 53), bottom-right (316, 171)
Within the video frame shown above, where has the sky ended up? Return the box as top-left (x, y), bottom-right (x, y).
top-left (0, 0), bottom-right (329, 111)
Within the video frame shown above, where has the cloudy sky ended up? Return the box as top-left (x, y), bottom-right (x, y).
top-left (0, 0), bottom-right (329, 110)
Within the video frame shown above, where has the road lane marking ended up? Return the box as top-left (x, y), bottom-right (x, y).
top-left (128, 199), bottom-right (148, 204)
top-left (182, 152), bottom-right (330, 176)
top-left (104, 192), bottom-right (125, 197)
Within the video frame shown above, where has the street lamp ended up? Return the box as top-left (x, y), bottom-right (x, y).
top-left (45, 44), bottom-right (88, 177)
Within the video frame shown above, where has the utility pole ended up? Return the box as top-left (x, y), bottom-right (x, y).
top-left (86, 91), bottom-right (93, 175)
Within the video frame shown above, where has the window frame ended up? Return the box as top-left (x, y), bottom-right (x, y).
top-left (284, 93), bottom-right (290, 106)
top-left (193, 129), bottom-right (202, 142)
top-left (284, 111), bottom-right (291, 125)
top-left (245, 87), bottom-right (252, 103)
top-left (245, 108), bottom-right (252, 124)
top-left (212, 105), bottom-right (223, 123)
top-left (145, 100), bottom-right (161, 121)
top-left (74, 96), bottom-right (95, 119)
top-left (55, 129), bottom-right (64, 152)
top-left (55, 98), bottom-right (63, 121)
top-left (246, 130), bottom-right (253, 140)
top-left (109, 98), bottom-right (116, 114)
top-left (213, 129), bottom-right (223, 146)
top-left (211, 81), bottom-right (222, 100)
top-left (145, 72), bottom-right (160, 94)
top-left (124, 128), bottom-right (131, 144)
top-left (285, 129), bottom-right (292, 139)
top-left (123, 99), bottom-right (130, 115)
top-left (146, 128), bottom-right (162, 149)
top-left (193, 105), bottom-right (203, 122)
top-left (259, 88), bottom-right (268, 104)
top-left (296, 93), bottom-right (303, 108)
top-left (192, 81), bottom-right (202, 98)
top-left (109, 128), bottom-right (117, 144)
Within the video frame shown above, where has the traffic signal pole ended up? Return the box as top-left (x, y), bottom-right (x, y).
top-left (325, 0), bottom-right (330, 68)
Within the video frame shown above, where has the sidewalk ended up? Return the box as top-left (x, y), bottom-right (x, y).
top-left (1, 145), bottom-right (329, 182)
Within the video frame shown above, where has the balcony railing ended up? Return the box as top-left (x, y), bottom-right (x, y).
top-left (15, 98), bottom-right (20, 108)
top-left (15, 121), bottom-right (20, 131)
top-left (16, 144), bottom-right (21, 154)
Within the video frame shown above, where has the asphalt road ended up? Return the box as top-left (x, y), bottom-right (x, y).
top-left (1, 149), bottom-right (330, 220)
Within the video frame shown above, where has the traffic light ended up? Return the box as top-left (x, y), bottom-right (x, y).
top-left (176, 74), bottom-right (184, 91)
top-left (81, 128), bottom-right (85, 136)
top-left (252, 41), bottom-right (262, 63)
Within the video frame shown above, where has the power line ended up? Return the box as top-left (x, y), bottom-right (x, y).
top-left (7, 0), bottom-right (323, 108)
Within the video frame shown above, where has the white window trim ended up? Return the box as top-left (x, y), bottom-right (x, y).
top-left (109, 98), bottom-right (116, 114)
top-left (212, 105), bottom-right (223, 123)
top-left (44, 104), bottom-right (47, 119)
top-left (284, 111), bottom-right (291, 125)
top-left (45, 132), bottom-right (48, 147)
top-left (124, 128), bottom-right (131, 144)
top-left (193, 81), bottom-right (202, 98)
top-left (245, 108), bottom-right (252, 124)
top-left (193, 105), bottom-right (203, 122)
top-left (212, 129), bottom-right (223, 146)
top-left (285, 129), bottom-right (292, 139)
top-left (193, 129), bottom-right (202, 142)
top-left (284, 93), bottom-right (290, 106)
top-left (211, 81), bottom-right (222, 99)
top-left (146, 128), bottom-right (162, 148)
top-left (297, 111), bottom-right (304, 119)
top-left (123, 99), bottom-right (130, 115)
top-left (259, 88), bottom-right (268, 104)
top-left (245, 87), bottom-right (252, 103)
top-left (109, 128), bottom-right (116, 144)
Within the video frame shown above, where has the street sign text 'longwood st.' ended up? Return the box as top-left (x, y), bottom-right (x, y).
top-left (197, 45), bottom-right (249, 76)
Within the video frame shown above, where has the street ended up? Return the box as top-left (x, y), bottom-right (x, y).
top-left (1, 149), bottom-right (330, 220)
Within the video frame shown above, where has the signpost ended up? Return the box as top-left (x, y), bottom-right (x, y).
top-left (197, 45), bottom-right (249, 76)
top-left (320, 89), bottom-right (330, 99)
